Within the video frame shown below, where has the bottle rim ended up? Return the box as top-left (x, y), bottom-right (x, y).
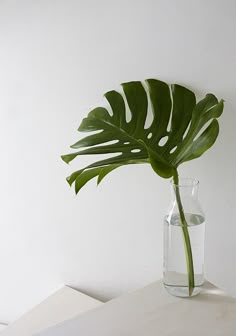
top-left (170, 177), bottom-right (199, 187)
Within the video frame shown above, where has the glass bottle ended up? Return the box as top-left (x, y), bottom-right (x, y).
top-left (163, 178), bottom-right (205, 297)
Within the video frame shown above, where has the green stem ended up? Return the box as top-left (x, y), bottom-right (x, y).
top-left (173, 171), bottom-right (195, 296)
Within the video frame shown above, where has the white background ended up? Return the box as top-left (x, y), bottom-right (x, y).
top-left (0, 0), bottom-right (235, 323)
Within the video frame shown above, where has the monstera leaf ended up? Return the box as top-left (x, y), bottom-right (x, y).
top-left (62, 79), bottom-right (224, 194)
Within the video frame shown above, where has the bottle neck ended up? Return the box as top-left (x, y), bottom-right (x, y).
top-left (171, 181), bottom-right (199, 202)
top-left (166, 177), bottom-right (205, 221)
top-left (169, 178), bottom-right (200, 213)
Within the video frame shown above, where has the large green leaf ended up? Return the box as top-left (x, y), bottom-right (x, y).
top-left (62, 79), bottom-right (224, 193)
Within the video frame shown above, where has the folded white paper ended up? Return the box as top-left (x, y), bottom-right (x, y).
top-left (0, 324), bottom-right (7, 332)
top-left (0, 286), bottom-right (102, 336)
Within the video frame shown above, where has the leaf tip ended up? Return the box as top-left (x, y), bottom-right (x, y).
top-left (75, 184), bottom-right (80, 195)
top-left (66, 176), bottom-right (71, 185)
top-left (61, 155), bottom-right (70, 164)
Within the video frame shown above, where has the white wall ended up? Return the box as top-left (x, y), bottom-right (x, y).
top-left (0, 0), bottom-right (235, 323)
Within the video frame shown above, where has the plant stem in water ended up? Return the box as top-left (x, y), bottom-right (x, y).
top-left (173, 171), bottom-right (195, 296)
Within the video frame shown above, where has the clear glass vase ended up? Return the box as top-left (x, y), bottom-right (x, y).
top-left (163, 178), bottom-right (205, 297)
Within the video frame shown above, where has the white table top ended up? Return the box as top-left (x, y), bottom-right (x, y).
top-left (37, 280), bottom-right (236, 336)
